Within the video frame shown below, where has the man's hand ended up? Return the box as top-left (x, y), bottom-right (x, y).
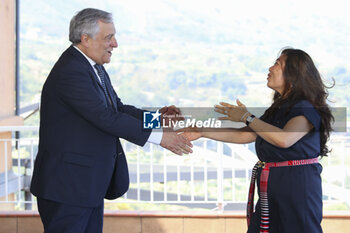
top-left (160, 129), bottom-right (193, 155)
top-left (160, 105), bottom-right (184, 127)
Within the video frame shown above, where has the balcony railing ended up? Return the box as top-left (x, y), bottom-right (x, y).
top-left (1, 126), bottom-right (349, 211)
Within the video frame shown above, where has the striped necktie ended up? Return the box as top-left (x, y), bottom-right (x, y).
top-left (93, 64), bottom-right (118, 111)
top-left (94, 64), bottom-right (110, 101)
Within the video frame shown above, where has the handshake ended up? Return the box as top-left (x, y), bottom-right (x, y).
top-left (158, 105), bottom-right (193, 156)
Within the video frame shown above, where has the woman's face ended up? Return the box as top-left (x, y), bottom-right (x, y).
top-left (267, 54), bottom-right (286, 94)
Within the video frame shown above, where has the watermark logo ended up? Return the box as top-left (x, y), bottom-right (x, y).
top-left (163, 118), bottom-right (221, 128)
top-left (143, 110), bottom-right (161, 129)
top-left (141, 106), bottom-right (347, 132)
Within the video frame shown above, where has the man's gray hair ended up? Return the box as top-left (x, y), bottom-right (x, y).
top-left (69, 8), bottom-right (113, 44)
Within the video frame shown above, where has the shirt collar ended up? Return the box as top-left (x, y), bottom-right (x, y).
top-left (73, 45), bottom-right (97, 67)
top-left (73, 45), bottom-right (103, 83)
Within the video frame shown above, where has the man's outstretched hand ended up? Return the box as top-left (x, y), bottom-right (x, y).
top-left (160, 105), bottom-right (184, 127)
top-left (160, 129), bottom-right (193, 155)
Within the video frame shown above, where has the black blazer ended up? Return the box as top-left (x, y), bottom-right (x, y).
top-left (30, 46), bottom-right (151, 207)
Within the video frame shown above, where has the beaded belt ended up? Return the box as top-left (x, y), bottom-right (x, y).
top-left (246, 157), bottom-right (319, 233)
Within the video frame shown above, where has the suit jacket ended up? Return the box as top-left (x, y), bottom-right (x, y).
top-left (30, 46), bottom-right (151, 207)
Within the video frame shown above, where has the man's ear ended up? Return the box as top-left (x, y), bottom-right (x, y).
top-left (80, 34), bottom-right (90, 47)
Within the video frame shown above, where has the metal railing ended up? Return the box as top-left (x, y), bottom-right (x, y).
top-left (1, 126), bottom-right (350, 211)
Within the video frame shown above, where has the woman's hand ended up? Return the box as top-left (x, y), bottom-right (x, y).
top-left (215, 99), bottom-right (249, 122)
top-left (177, 127), bottom-right (203, 141)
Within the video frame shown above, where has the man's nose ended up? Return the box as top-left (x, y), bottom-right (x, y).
top-left (111, 37), bottom-right (118, 48)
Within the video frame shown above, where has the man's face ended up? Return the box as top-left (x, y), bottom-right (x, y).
top-left (86, 21), bottom-right (118, 65)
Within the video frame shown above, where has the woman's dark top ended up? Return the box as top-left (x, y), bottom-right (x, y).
top-left (248, 100), bottom-right (323, 233)
top-left (255, 100), bottom-right (321, 162)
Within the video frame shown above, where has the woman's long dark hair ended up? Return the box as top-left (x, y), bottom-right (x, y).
top-left (261, 48), bottom-right (334, 157)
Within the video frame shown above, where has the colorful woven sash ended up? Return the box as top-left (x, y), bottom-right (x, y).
top-left (247, 158), bottom-right (319, 233)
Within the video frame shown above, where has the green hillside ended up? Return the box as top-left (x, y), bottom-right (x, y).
top-left (20, 0), bottom-right (350, 119)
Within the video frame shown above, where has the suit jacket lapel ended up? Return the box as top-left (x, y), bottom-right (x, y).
top-left (67, 46), bottom-right (118, 111)
top-left (67, 46), bottom-right (106, 93)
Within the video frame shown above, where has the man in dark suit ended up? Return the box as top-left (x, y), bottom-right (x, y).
top-left (30, 8), bottom-right (192, 233)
